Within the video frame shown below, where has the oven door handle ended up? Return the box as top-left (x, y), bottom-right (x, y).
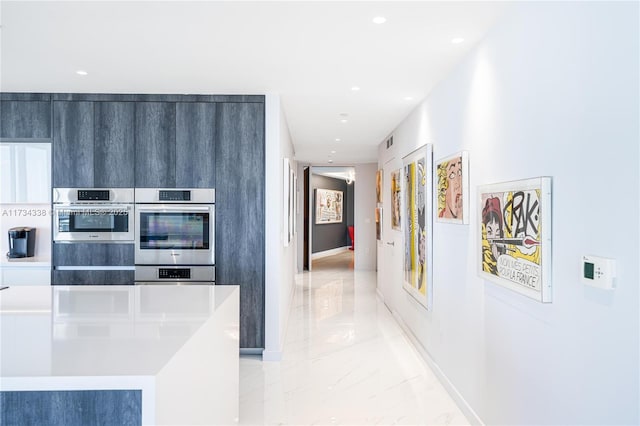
top-left (135, 205), bottom-right (213, 213)
top-left (54, 204), bottom-right (133, 212)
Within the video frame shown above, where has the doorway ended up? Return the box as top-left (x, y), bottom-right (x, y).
top-left (304, 166), bottom-right (356, 272)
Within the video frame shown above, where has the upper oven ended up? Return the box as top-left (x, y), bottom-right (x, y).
top-left (53, 188), bottom-right (134, 242)
top-left (134, 188), bottom-right (215, 266)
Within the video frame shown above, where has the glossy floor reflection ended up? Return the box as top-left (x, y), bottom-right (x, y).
top-left (239, 252), bottom-right (469, 425)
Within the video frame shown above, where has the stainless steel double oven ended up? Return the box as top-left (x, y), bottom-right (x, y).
top-left (134, 188), bottom-right (215, 285)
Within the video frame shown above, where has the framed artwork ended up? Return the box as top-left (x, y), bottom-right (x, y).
top-left (283, 158), bottom-right (291, 247)
top-left (376, 169), bottom-right (383, 204)
top-left (402, 144), bottom-right (434, 310)
top-left (289, 169), bottom-right (295, 241)
top-left (293, 174), bottom-right (298, 233)
top-left (436, 151), bottom-right (469, 224)
top-left (315, 189), bottom-right (343, 224)
top-left (375, 207), bottom-right (382, 241)
top-left (390, 169), bottom-right (402, 231)
top-left (478, 177), bottom-right (552, 303)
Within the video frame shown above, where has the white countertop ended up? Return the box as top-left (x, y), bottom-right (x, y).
top-left (0, 284), bottom-right (240, 425)
top-left (1, 255), bottom-right (51, 267)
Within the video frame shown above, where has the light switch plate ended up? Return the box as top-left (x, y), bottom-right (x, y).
top-left (582, 255), bottom-right (616, 290)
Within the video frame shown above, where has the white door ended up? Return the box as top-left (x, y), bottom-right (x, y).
top-left (377, 157), bottom-right (403, 310)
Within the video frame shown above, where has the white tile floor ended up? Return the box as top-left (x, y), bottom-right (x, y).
top-left (239, 252), bottom-right (469, 425)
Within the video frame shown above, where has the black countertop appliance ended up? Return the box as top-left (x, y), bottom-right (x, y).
top-left (7, 227), bottom-right (36, 258)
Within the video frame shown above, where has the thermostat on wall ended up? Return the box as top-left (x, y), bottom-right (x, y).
top-left (582, 255), bottom-right (616, 290)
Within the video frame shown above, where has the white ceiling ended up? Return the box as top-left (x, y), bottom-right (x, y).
top-left (312, 166), bottom-right (355, 183)
top-left (0, 1), bottom-right (508, 164)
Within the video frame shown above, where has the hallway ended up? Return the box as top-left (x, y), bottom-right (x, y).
top-left (239, 252), bottom-right (469, 425)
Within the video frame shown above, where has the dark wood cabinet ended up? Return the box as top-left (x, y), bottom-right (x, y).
top-left (52, 243), bottom-right (134, 285)
top-left (134, 102), bottom-right (176, 188)
top-left (0, 94), bottom-right (52, 139)
top-left (53, 243), bottom-right (134, 267)
top-left (5, 91), bottom-right (267, 348)
top-left (53, 101), bottom-right (94, 187)
top-left (53, 101), bottom-right (135, 188)
top-left (94, 102), bottom-right (135, 188)
top-left (215, 102), bottom-right (265, 349)
top-left (176, 102), bottom-right (216, 188)
top-left (52, 270), bottom-right (134, 286)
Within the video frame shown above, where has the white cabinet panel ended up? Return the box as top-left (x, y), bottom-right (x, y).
top-left (0, 143), bottom-right (51, 203)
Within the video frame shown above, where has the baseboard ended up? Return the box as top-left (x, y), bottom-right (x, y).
top-left (311, 246), bottom-right (350, 260)
top-left (387, 308), bottom-right (484, 426)
top-left (239, 348), bottom-right (263, 356)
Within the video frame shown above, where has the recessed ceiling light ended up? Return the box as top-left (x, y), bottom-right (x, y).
top-left (351, 86), bottom-right (360, 91)
top-left (372, 16), bottom-right (386, 24)
top-left (404, 96), bottom-right (414, 101)
top-left (451, 37), bottom-right (465, 44)
top-left (331, 150), bottom-right (336, 154)
top-left (76, 70), bottom-right (88, 76)
top-left (335, 138), bottom-right (341, 142)
top-left (328, 160), bottom-right (334, 163)
top-left (340, 119), bottom-right (348, 123)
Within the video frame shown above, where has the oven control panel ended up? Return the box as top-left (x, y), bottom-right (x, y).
top-left (159, 268), bottom-right (191, 280)
top-left (159, 190), bottom-right (191, 201)
top-left (77, 190), bottom-right (110, 201)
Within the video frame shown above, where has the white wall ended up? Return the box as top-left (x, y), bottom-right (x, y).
top-left (263, 94), bottom-right (297, 361)
top-left (377, 2), bottom-right (639, 425)
top-left (354, 163), bottom-right (377, 270)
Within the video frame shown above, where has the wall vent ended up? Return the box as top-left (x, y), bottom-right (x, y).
top-left (386, 135), bottom-right (394, 149)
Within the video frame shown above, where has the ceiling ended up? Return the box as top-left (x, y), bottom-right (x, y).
top-left (0, 1), bottom-right (508, 164)
top-left (312, 166), bottom-right (355, 183)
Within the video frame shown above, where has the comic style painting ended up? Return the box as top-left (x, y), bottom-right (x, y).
top-left (402, 144), bottom-right (433, 310)
top-left (436, 151), bottom-right (469, 224)
top-left (376, 169), bottom-right (383, 204)
top-left (478, 177), bottom-right (552, 303)
top-left (391, 169), bottom-right (402, 231)
top-left (315, 189), bottom-right (343, 224)
top-left (375, 207), bottom-right (382, 241)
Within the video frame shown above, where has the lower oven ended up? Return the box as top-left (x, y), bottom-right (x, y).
top-left (135, 265), bottom-right (215, 285)
top-left (134, 188), bottom-right (215, 266)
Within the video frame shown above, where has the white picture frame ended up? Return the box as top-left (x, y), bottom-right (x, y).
top-left (315, 188), bottom-right (343, 224)
top-left (478, 177), bottom-right (552, 303)
top-left (436, 151), bottom-right (469, 224)
top-left (402, 144), bottom-right (434, 310)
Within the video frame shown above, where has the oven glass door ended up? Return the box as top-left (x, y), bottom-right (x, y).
top-left (135, 205), bottom-right (214, 265)
top-left (54, 204), bottom-right (134, 242)
top-left (139, 213), bottom-right (209, 250)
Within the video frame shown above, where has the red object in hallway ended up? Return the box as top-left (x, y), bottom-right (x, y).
top-left (348, 226), bottom-right (354, 250)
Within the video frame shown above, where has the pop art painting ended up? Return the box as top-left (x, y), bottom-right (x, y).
top-left (376, 169), bottom-right (383, 204)
top-left (391, 169), bottom-right (402, 231)
top-left (375, 207), bottom-right (382, 241)
top-left (402, 144), bottom-right (433, 310)
top-left (478, 177), bottom-right (552, 303)
top-left (436, 151), bottom-right (469, 224)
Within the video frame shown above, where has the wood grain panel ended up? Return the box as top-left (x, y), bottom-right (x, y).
top-left (1, 93), bottom-right (51, 101)
top-left (94, 102), bottom-right (135, 188)
top-left (215, 102), bottom-right (265, 348)
top-left (176, 102), bottom-right (216, 188)
top-left (1, 100), bottom-right (52, 139)
top-left (0, 390), bottom-right (141, 426)
top-left (52, 270), bottom-right (134, 285)
top-left (53, 101), bottom-right (94, 187)
top-left (135, 102), bottom-right (176, 188)
top-left (53, 243), bottom-right (134, 267)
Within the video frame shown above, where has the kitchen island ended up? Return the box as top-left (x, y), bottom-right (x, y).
top-left (0, 284), bottom-right (239, 425)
